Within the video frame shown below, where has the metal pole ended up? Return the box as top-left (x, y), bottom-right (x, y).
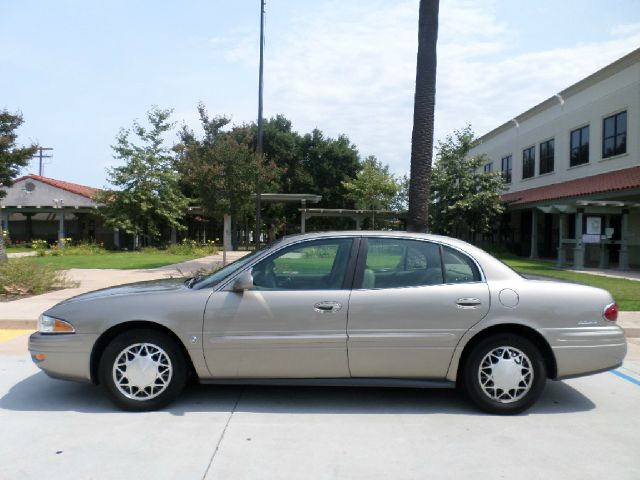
top-left (255, 0), bottom-right (265, 249)
top-left (32, 147), bottom-right (53, 176)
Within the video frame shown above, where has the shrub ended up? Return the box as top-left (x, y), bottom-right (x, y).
top-left (60, 241), bottom-right (107, 256)
top-left (165, 239), bottom-right (218, 256)
top-left (31, 239), bottom-right (49, 256)
top-left (0, 259), bottom-right (78, 296)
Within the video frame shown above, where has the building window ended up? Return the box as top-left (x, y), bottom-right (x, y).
top-left (539, 139), bottom-right (554, 174)
top-left (501, 155), bottom-right (512, 183)
top-left (570, 125), bottom-right (589, 166)
top-left (522, 146), bottom-right (535, 179)
top-left (483, 162), bottom-right (492, 173)
top-left (602, 111), bottom-right (627, 158)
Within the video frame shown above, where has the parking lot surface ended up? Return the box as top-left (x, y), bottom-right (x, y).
top-left (1, 333), bottom-right (639, 480)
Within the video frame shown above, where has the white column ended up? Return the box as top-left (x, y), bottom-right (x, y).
top-left (599, 215), bottom-right (610, 269)
top-left (529, 209), bottom-right (539, 259)
top-left (300, 200), bottom-right (307, 233)
top-left (1, 211), bottom-right (9, 235)
top-left (113, 229), bottom-right (120, 249)
top-left (170, 227), bottom-right (177, 245)
top-left (557, 213), bottom-right (566, 268)
top-left (223, 213), bottom-right (232, 262)
top-left (619, 209), bottom-right (630, 271)
top-left (574, 208), bottom-right (585, 269)
top-left (58, 210), bottom-right (66, 249)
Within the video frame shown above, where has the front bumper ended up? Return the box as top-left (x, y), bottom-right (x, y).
top-left (28, 332), bottom-right (98, 383)
top-left (542, 325), bottom-right (627, 379)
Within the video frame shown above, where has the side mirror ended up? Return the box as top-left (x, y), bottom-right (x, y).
top-left (232, 270), bottom-right (254, 292)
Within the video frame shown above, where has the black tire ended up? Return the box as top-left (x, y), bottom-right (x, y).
top-left (99, 328), bottom-right (188, 411)
top-left (461, 334), bottom-right (546, 415)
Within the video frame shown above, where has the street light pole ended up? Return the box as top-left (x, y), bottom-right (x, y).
top-left (255, 0), bottom-right (265, 249)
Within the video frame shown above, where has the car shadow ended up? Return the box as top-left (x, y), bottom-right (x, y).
top-left (1, 372), bottom-right (595, 416)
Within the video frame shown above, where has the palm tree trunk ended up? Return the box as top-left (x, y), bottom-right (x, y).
top-left (408, 0), bottom-right (439, 232)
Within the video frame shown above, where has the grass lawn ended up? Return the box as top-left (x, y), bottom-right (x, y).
top-left (25, 252), bottom-right (205, 270)
top-left (500, 256), bottom-right (640, 311)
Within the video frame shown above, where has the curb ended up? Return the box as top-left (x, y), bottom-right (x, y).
top-left (625, 328), bottom-right (640, 338)
top-left (1, 320), bottom-right (37, 329)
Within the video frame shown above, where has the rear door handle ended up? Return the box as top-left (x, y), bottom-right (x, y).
top-left (455, 298), bottom-right (481, 309)
top-left (314, 301), bottom-right (342, 313)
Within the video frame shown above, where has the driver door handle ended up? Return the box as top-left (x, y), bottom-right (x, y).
top-left (314, 301), bottom-right (343, 313)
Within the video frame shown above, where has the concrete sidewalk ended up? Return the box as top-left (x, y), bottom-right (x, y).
top-left (6, 251), bottom-right (37, 258)
top-left (0, 251), bottom-right (249, 328)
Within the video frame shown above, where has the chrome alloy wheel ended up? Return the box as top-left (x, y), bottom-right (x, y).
top-left (112, 343), bottom-right (173, 401)
top-left (478, 346), bottom-right (533, 403)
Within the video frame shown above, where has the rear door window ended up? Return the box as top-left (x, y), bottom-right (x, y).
top-left (362, 238), bottom-right (443, 289)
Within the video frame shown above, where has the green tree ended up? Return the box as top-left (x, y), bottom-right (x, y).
top-left (391, 173), bottom-right (410, 212)
top-left (176, 104), bottom-right (280, 249)
top-left (408, 0), bottom-right (439, 233)
top-left (98, 107), bottom-right (188, 248)
top-left (342, 156), bottom-right (399, 211)
top-left (299, 130), bottom-right (360, 210)
top-left (0, 110), bottom-right (37, 262)
top-left (256, 116), bottom-right (360, 232)
top-left (429, 126), bottom-right (506, 239)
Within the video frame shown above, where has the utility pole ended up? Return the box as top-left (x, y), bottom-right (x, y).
top-left (255, 0), bottom-right (265, 249)
top-left (32, 147), bottom-right (53, 176)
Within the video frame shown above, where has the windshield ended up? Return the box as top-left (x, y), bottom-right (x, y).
top-left (191, 244), bottom-right (275, 289)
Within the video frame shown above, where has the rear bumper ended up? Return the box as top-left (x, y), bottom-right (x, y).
top-left (542, 325), bottom-right (627, 379)
top-left (28, 332), bottom-right (97, 383)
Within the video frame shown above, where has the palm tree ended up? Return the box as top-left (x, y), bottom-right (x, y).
top-left (408, 0), bottom-right (439, 232)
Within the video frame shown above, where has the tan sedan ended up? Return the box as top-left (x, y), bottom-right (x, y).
top-left (29, 232), bottom-right (627, 414)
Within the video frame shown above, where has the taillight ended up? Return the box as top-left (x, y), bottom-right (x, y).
top-left (603, 303), bottom-right (618, 322)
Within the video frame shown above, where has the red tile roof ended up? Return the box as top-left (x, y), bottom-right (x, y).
top-left (13, 175), bottom-right (101, 200)
top-left (502, 166), bottom-right (640, 205)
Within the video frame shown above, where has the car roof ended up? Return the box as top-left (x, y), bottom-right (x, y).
top-left (279, 230), bottom-right (470, 247)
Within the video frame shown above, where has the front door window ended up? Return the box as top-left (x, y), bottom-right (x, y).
top-left (252, 238), bottom-right (353, 290)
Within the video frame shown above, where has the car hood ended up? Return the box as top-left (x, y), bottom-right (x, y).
top-left (57, 277), bottom-right (188, 305)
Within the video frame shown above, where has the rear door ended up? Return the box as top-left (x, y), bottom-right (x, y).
top-left (347, 237), bottom-right (490, 378)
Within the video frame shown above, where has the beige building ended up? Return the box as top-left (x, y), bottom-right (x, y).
top-left (0, 175), bottom-right (114, 246)
top-left (470, 48), bottom-right (640, 270)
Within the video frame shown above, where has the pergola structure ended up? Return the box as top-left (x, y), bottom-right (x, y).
top-left (299, 208), bottom-right (406, 231)
top-left (252, 193), bottom-right (322, 233)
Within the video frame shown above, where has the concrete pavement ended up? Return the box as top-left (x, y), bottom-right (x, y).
top-left (0, 332), bottom-right (638, 480)
top-left (6, 251), bottom-right (37, 258)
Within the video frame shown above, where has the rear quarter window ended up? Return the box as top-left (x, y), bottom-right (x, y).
top-left (442, 247), bottom-right (481, 283)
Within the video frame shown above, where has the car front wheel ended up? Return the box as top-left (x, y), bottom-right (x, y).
top-left (462, 334), bottom-right (546, 415)
top-left (99, 329), bottom-right (188, 411)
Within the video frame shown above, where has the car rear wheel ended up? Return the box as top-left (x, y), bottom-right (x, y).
top-left (99, 329), bottom-right (187, 411)
top-left (462, 334), bottom-right (546, 415)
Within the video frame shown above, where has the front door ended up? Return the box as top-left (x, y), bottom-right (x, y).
top-left (202, 237), bottom-right (356, 378)
top-left (347, 238), bottom-right (490, 378)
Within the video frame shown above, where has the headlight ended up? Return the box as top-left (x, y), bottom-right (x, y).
top-left (38, 315), bottom-right (75, 334)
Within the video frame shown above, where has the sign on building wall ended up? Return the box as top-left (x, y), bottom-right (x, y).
top-left (586, 216), bottom-right (602, 235)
